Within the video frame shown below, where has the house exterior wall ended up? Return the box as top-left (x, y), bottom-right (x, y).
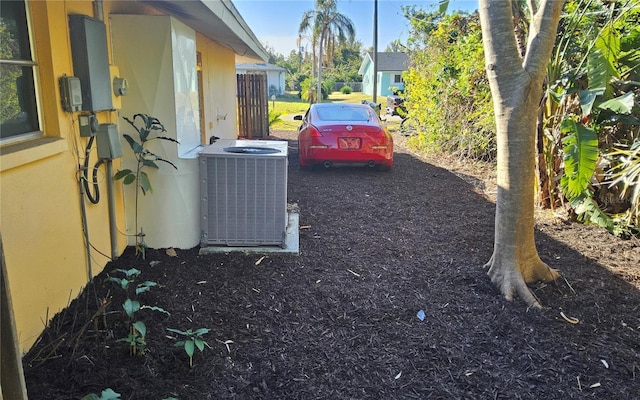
top-left (359, 53), bottom-right (407, 97)
top-left (0, 0), bottom-right (127, 352)
top-left (111, 15), bottom-right (201, 250)
top-left (361, 62), bottom-right (374, 96)
top-left (266, 70), bottom-right (285, 95)
top-left (199, 36), bottom-right (238, 141)
top-left (380, 72), bottom-right (404, 96)
top-left (362, 71), bottom-right (404, 97)
top-left (0, 0), bottom-right (253, 354)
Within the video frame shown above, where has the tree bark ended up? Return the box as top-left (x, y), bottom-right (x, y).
top-left (479, 0), bottom-right (564, 307)
top-left (317, 31), bottom-right (325, 103)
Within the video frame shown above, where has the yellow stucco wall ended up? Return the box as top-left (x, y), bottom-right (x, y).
top-left (0, 0), bottom-right (247, 353)
top-left (197, 33), bottom-right (240, 141)
top-left (1, 0), bottom-right (129, 353)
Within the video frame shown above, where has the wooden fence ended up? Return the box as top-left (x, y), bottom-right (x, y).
top-left (236, 73), bottom-right (269, 138)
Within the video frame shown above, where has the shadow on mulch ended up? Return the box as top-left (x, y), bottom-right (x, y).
top-left (23, 133), bottom-right (640, 399)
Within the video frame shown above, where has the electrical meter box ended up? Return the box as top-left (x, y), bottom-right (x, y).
top-left (59, 76), bottom-right (83, 112)
top-left (97, 124), bottom-right (122, 159)
top-left (69, 15), bottom-right (113, 111)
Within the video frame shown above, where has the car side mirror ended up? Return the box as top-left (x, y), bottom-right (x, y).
top-left (293, 115), bottom-right (303, 121)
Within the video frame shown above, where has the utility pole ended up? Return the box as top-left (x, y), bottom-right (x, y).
top-left (372, 0), bottom-right (378, 104)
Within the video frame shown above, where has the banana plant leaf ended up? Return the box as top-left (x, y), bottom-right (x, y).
top-left (561, 119), bottom-right (599, 199)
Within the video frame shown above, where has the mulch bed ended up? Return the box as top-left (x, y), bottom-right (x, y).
top-left (23, 130), bottom-right (640, 399)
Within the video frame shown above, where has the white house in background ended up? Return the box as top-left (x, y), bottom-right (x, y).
top-left (236, 62), bottom-right (287, 95)
top-left (358, 52), bottom-right (409, 97)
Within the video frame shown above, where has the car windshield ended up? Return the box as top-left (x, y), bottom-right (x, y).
top-left (316, 106), bottom-right (372, 122)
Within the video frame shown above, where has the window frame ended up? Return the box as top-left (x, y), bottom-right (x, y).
top-left (0, 0), bottom-right (44, 145)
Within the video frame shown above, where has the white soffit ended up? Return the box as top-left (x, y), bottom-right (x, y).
top-left (145, 0), bottom-right (268, 61)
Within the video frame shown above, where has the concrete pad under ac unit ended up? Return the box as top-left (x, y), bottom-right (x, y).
top-left (199, 212), bottom-right (300, 255)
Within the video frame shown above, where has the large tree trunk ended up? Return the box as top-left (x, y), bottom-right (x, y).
top-left (317, 25), bottom-right (328, 103)
top-left (479, 0), bottom-right (564, 307)
top-left (317, 37), bottom-right (324, 103)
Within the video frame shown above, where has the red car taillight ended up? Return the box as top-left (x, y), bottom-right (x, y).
top-left (309, 126), bottom-right (323, 137)
top-left (308, 125), bottom-right (328, 149)
top-left (373, 128), bottom-right (387, 137)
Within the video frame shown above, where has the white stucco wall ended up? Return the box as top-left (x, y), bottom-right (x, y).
top-left (111, 15), bottom-right (200, 249)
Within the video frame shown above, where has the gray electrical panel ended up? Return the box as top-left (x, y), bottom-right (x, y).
top-left (69, 15), bottom-right (113, 111)
top-left (97, 124), bottom-right (122, 159)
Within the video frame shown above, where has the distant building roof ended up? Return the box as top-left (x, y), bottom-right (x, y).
top-left (236, 62), bottom-right (286, 72)
top-left (367, 52), bottom-right (409, 71)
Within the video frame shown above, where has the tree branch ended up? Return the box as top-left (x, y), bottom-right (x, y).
top-left (523, 0), bottom-right (564, 77)
top-left (479, 0), bottom-right (524, 82)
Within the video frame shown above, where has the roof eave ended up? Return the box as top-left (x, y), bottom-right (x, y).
top-left (145, 0), bottom-right (268, 61)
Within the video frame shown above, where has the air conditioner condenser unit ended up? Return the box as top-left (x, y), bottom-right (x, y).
top-left (199, 140), bottom-right (288, 247)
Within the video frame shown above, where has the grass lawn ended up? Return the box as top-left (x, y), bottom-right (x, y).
top-left (270, 91), bottom-right (396, 132)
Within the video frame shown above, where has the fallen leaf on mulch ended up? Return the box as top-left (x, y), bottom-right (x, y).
top-left (166, 248), bottom-right (177, 257)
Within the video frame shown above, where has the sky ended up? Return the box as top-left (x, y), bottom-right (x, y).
top-left (232, 0), bottom-right (478, 57)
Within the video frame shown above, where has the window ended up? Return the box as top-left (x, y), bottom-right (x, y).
top-left (393, 74), bottom-right (402, 84)
top-left (0, 0), bottom-right (40, 141)
top-left (316, 105), bottom-right (372, 122)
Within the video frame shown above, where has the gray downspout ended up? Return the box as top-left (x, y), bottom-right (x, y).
top-left (106, 160), bottom-right (118, 259)
top-left (95, 0), bottom-right (118, 259)
top-left (93, 0), bottom-right (104, 21)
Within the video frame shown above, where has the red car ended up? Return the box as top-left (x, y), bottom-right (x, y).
top-left (295, 103), bottom-right (394, 171)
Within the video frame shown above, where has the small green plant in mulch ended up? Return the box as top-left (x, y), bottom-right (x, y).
top-left (106, 268), bottom-right (169, 356)
top-left (114, 114), bottom-right (178, 259)
top-left (166, 327), bottom-right (212, 367)
top-left (81, 388), bottom-right (121, 400)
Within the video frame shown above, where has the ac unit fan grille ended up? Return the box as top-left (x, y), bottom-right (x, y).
top-left (201, 155), bottom-right (287, 246)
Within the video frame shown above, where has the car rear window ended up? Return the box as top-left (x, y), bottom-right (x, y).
top-left (316, 106), bottom-right (372, 122)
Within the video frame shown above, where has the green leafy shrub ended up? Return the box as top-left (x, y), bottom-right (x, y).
top-left (300, 77), bottom-right (317, 102)
top-left (269, 84), bottom-right (278, 97)
top-left (322, 77), bottom-right (336, 100)
top-left (340, 85), bottom-right (352, 94)
top-left (269, 109), bottom-right (283, 126)
top-left (605, 138), bottom-right (640, 232)
top-left (403, 12), bottom-right (496, 160)
top-left (545, 2), bottom-right (640, 234)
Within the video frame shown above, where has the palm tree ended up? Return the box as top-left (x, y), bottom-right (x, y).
top-left (299, 0), bottom-right (355, 102)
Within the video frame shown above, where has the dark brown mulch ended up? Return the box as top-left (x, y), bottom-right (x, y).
top-left (23, 130), bottom-right (640, 399)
